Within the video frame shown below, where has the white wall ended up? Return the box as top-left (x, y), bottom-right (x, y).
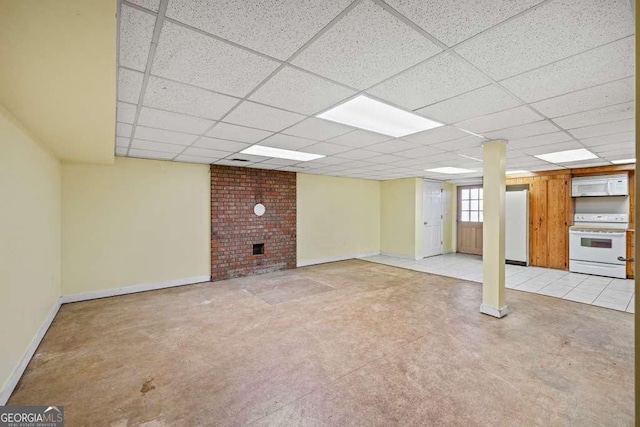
top-left (0, 106), bottom-right (61, 401)
top-left (62, 157), bottom-right (211, 296)
top-left (297, 173), bottom-right (380, 266)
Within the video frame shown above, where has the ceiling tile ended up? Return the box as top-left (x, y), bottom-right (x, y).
top-left (152, 21), bottom-right (280, 97)
top-left (206, 122), bottom-right (272, 143)
top-left (138, 107), bottom-right (214, 134)
top-left (508, 132), bottom-right (573, 150)
top-left (432, 135), bottom-right (485, 151)
top-left (182, 147), bottom-right (230, 159)
top-left (115, 147), bottom-right (128, 156)
top-left (401, 125), bottom-right (469, 145)
top-left (119, 4), bottom-right (155, 71)
top-left (595, 147), bottom-right (635, 157)
top-left (519, 140), bottom-right (584, 156)
top-left (416, 85), bottom-right (521, 123)
top-left (367, 53), bottom-right (489, 110)
top-left (335, 149), bottom-right (381, 160)
top-left (117, 122), bottom-right (133, 137)
top-left (117, 102), bottom-right (137, 124)
top-left (174, 155), bottom-right (217, 164)
top-left (258, 134), bottom-right (317, 150)
top-left (395, 145), bottom-right (445, 159)
top-left (302, 142), bottom-right (353, 155)
top-left (568, 118), bottom-right (634, 140)
top-left (282, 117), bottom-right (354, 141)
top-left (556, 159), bottom-right (610, 168)
top-left (366, 154), bottom-right (407, 164)
top-left (223, 101), bottom-right (305, 132)
top-left (166, 0), bottom-right (352, 60)
top-left (501, 36), bottom-right (635, 102)
top-left (303, 156), bottom-right (351, 166)
top-left (127, 0), bottom-right (160, 12)
top-left (553, 102), bottom-right (634, 130)
top-left (454, 0), bottom-right (634, 79)
top-left (130, 139), bottom-right (185, 153)
top-left (578, 131), bottom-right (634, 147)
top-left (531, 77), bottom-right (634, 118)
top-left (327, 130), bottom-right (392, 148)
top-left (134, 126), bottom-right (199, 145)
top-left (291, 0), bottom-right (441, 89)
top-left (483, 120), bottom-right (560, 140)
top-left (455, 106), bottom-right (543, 134)
top-left (193, 137), bottom-right (250, 152)
top-left (129, 149), bottom-right (176, 160)
top-left (249, 66), bottom-right (356, 115)
top-left (384, 0), bottom-right (542, 46)
top-left (591, 141), bottom-right (634, 154)
top-left (216, 156), bottom-right (260, 164)
top-left (367, 139), bottom-right (424, 154)
top-left (144, 76), bottom-right (239, 120)
top-left (116, 137), bottom-right (130, 148)
top-left (118, 68), bottom-right (144, 103)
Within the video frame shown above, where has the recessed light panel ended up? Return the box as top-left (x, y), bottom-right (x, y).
top-left (506, 170), bottom-right (529, 175)
top-left (534, 148), bottom-right (598, 164)
top-left (317, 95), bottom-right (443, 137)
top-left (611, 158), bottom-right (635, 165)
top-left (241, 145), bottom-right (325, 161)
top-left (425, 167), bottom-right (474, 174)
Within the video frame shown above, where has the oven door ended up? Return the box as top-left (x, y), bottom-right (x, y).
top-left (569, 229), bottom-right (626, 265)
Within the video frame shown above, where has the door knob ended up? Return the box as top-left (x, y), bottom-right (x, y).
top-left (617, 256), bottom-right (634, 262)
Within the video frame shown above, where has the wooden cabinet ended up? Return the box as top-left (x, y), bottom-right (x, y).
top-left (524, 175), bottom-right (570, 269)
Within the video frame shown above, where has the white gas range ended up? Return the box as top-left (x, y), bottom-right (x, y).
top-left (569, 213), bottom-right (629, 279)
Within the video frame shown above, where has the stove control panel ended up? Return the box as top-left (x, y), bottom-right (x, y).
top-left (574, 213), bottom-right (629, 223)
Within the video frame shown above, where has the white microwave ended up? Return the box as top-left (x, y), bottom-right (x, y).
top-left (571, 174), bottom-right (629, 197)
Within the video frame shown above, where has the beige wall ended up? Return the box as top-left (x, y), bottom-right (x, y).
top-left (380, 178), bottom-right (423, 259)
top-left (62, 157), bottom-right (211, 296)
top-left (0, 106), bottom-right (61, 398)
top-left (0, 0), bottom-right (117, 164)
top-left (443, 183), bottom-right (457, 253)
top-left (297, 174), bottom-right (380, 266)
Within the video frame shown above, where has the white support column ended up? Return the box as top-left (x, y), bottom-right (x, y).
top-left (480, 140), bottom-right (508, 318)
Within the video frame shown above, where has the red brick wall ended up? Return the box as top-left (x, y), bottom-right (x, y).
top-left (210, 165), bottom-right (297, 281)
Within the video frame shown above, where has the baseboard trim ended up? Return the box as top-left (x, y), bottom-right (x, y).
top-left (0, 298), bottom-right (62, 405)
top-left (1, 275), bottom-right (210, 404)
top-left (297, 252), bottom-right (380, 267)
top-left (480, 304), bottom-right (509, 318)
top-left (60, 276), bottom-right (211, 304)
top-left (380, 252), bottom-right (422, 261)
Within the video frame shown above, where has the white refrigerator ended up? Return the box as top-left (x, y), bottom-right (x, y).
top-left (505, 190), bottom-right (529, 265)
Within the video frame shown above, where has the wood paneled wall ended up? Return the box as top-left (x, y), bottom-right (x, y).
top-left (506, 164), bottom-right (635, 277)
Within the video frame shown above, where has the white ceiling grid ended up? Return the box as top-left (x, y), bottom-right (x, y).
top-left (115, 0), bottom-right (635, 182)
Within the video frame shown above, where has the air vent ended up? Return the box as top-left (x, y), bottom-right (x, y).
top-left (253, 243), bottom-right (264, 255)
top-left (231, 158), bottom-right (250, 162)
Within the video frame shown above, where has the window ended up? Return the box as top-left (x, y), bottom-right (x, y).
top-left (460, 187), bottom-right (483, 223)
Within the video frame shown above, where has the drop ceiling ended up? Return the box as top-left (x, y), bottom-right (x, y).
top-left (115, 0), bottom-right (636, 182)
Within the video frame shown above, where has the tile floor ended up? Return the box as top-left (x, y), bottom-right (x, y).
top-left (361, 253), bottom-right (635, 313)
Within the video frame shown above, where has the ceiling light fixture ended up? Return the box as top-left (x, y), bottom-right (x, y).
top-left (534, 148), bottom-right (598, 164)
top-left (317, 95), bottom-right (443, 138)
top-left (240, 145), bottom-right (325, 161)
top-left (425, 167), bottom-right (474, 174)
top-left (506, 170), bottom-right (529, 175)
top-left (611, 158), bottom-right (635, 165)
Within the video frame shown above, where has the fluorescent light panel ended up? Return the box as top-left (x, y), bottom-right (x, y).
top-left (612, 158), bottom-right (635, 164)
top-left (317, 95), bottom-right (443, 138)
top-left (506, 170), bottom-right (529, 175)
top-left (240, 145), bottom-right (325, 161)
top-left (425, 167), bottom-right (474, 174)
top-left (535, 148), bottom-right (598, 164)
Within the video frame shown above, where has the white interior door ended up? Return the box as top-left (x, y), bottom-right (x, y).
top-left (423, 180), bottom-right (443, 258)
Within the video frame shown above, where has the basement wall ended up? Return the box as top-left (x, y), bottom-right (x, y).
top-left (380, 178), bottom-right (424, 259)
top-left (61, 157), bottom-right (211, 296)
top-left (0, 106), bottom-right (62, 400)
top-left (296, 173), bottom-right (380, 266)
